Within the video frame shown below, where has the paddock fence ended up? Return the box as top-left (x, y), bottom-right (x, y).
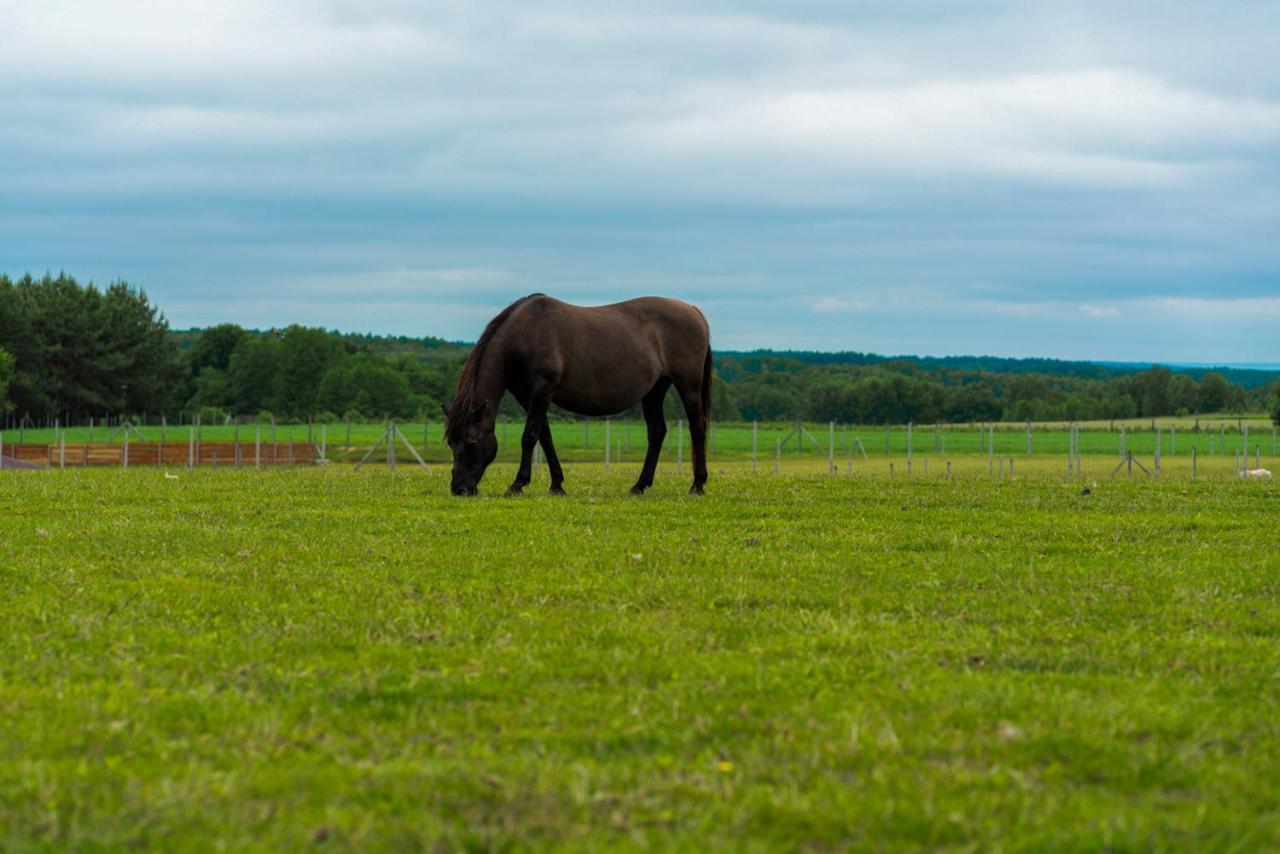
top-left (0, 442), bottom-right (317, 469)
top-left (1, 415), bottom-right (1276, 477)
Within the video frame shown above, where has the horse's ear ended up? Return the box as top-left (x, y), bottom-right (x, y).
top-left (440, 402), bottom-right (450, 418)
top-left (472, 398), bottom-right (494, 421)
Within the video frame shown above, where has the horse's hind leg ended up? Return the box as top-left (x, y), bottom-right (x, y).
top-left (538, 424), bottom-right (567, 495)
top-left (630, 379), bottom-right (671, 495)
top-left (675, 381), bottom-right (708, 495)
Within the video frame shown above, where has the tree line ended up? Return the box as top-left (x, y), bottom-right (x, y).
top-left (719, 356), bottom-right (1277, 425)
top-left (2, 272), bottom-right (1278, 426)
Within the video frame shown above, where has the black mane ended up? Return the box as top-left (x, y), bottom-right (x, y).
top-left (445, 294), bottom-right (542, 442)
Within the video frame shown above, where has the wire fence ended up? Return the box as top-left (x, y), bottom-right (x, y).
top-left (2, 416), bottom-right (1276, 477)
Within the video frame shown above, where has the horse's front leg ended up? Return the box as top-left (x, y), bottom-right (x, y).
top-left (508, 389), bottom-right (552, 496)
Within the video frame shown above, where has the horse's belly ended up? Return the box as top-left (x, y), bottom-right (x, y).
top-left (552, 378), bottom-right (654, 416)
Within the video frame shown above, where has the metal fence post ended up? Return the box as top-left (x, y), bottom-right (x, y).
top-left (752, 420), bottom-right (758, 474)
top-left (988, 423), bottom-right (994, 476)
top-left (677, 419), bottom-right (683, 473)
top-left (907, 422), bottom-right (913, 474)
top-left (828, 421), bottom-right (835, 474)
top-left (1155, 427), bottom-right (1161, 476)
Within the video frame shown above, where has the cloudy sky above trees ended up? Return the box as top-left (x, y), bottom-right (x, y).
top-left (3, 0), bottom-right (1278, 361)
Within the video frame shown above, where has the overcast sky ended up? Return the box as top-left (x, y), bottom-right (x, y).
top-left (3, 1), bottom-right (1279, 361)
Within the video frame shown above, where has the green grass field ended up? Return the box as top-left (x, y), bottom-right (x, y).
top-left (3, 463), bottom-right (1279, 849)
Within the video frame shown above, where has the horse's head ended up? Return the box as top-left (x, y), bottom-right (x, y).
top-left (442, 398), bottom-right (497, 496)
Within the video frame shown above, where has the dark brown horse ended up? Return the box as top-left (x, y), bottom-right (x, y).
top-left (443, 294), bottom-right (711, 496)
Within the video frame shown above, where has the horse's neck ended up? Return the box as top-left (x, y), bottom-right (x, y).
top-left (472, 349), bottom-right (507, 405)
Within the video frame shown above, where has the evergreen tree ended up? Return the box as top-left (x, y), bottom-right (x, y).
top-left (0, 345), bottom-right (13, 413)
top-left (226, 334), bottom-right (282, 415)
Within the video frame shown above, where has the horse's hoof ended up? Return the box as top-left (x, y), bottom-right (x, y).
top-left (548, 485), bottom-right (566, 496)
top-left (629, 485), bottom-right (647, 496)
top-left (506, 484), bottom-right (525, 497)
top-left (689, 483), bottom-right (705, 496)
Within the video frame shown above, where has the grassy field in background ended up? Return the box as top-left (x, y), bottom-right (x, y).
top-left (3, 464), bottom-right (1279, 849)
top-left (5, 415), bottom-right (1279, 465)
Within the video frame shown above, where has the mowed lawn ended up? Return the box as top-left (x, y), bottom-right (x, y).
top-left (2, 465), bottom-right (1279, 850)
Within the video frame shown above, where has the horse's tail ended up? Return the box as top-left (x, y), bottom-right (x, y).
top-left (700, 344), bottom-right (713, 424)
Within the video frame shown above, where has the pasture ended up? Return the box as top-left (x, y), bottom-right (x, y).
top-left (3, 463), bottom-right (1279, 849)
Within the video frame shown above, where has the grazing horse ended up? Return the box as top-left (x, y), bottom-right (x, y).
top-left (443, 294), bottom-right (712, 497)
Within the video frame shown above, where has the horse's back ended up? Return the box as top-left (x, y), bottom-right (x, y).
top-left (509, 295), bottom-right (708, 415)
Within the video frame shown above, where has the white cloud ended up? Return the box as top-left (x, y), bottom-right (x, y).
top-left (1155, 296), bottom-right (1280, 320)
top-left (812, 296), bottom-right (855, 313)
top-left (640, 70), bottom-right (1280, 189)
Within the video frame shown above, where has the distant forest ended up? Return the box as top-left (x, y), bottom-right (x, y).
top-left (3, 273), bottom-right (1279, 425)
